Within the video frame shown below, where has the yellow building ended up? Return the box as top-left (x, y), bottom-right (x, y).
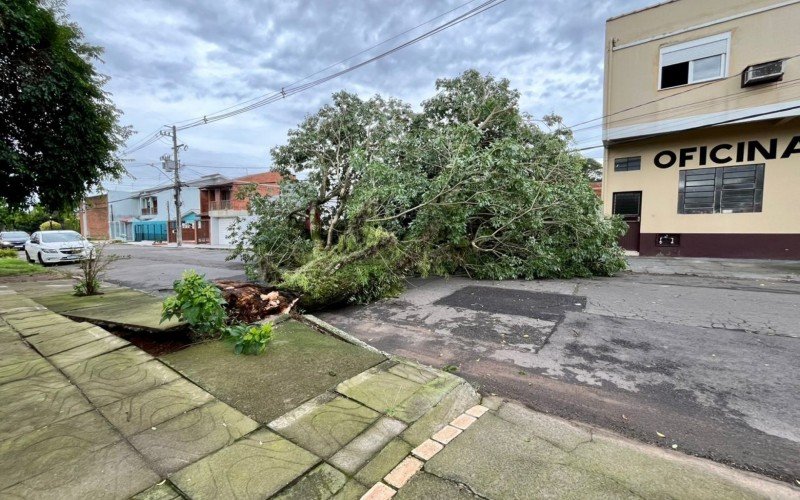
top-left (602, 0), bottom-right (800, 259)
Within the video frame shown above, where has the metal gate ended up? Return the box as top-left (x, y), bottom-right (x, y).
top-left (133, 221), bottom-right (167, 242)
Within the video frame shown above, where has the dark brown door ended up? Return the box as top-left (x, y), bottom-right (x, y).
top-left (612, 191), bottom-right (641, 252)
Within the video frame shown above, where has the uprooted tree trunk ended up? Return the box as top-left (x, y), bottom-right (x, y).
top-left (214, 280), bottom-right (300, 323)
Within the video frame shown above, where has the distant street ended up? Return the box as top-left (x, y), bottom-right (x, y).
top-left (55, 244), bottom-right (246, 295)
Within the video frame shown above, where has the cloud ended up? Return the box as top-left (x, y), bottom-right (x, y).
top-left (67, 0), bottom-right (653, 187)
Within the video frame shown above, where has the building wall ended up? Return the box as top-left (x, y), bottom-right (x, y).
top-left (604, 120), bottom-right (800, 258)
top-left (604, 0), bottom-right (800, 139)
top-left (81, 194), bottom-right (109, 239)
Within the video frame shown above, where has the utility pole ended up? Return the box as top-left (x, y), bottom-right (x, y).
top-left (161, 126), bottom-right (185, 247)
top-left (171, 125), bottom-right (182, 247)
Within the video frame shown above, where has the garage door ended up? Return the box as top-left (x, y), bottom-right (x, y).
top-left (217, 217), bottom-right (237, 246)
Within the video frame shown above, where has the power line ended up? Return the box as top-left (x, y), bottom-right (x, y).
top-left (571, 102), bottom-right (800, 152)
top-left (170, 0), bottom-right (484, 127)
top-left (175, 0), bottom-right (508, 131)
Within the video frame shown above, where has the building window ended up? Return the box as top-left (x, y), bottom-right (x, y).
top-left (612, 191), bottom-right (641, 217)
top-left (141, 196), bottom-right (158, 216)
top-left (678, 164), bottom-right (764, 214)
top-left (660, 32), bottom-right (729, 89)
top-left (614, 156), bottom-right (641, 172)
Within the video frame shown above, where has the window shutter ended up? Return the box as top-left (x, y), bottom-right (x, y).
top-left (662, 38), bottom-right (728, 66)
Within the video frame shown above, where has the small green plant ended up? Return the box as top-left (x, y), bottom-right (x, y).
top-left (443, 364), bottom-right (459, 373)
top-left (223, 323), bottom-right (273, 355)
top-left (0, 249), bottom-right (19, 258)
top-left (74, 243), bottom-right (125, 296)
top-left (162, 270), bottom-right (228, 338)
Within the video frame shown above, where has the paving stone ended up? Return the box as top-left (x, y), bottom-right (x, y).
top-left (273, 463), bottom-right (347, 500)
top-left (170, 429), bottom-right (319, 499)
top-left (4, 313), bottom-right (74, 332)
top-left (99, 378), bottom-right (214, 436)
top-left (269, 395), bottom-right (380, 459)
top-left (129, 400), bottom-right (259, 475)
top-left (0, 339), bottom-right (41, 368)
top-left (49, 335), bottom-right (129, 368)
top-left (424, 414), bottom-right (640, 499)
top-left (384, 456), bottom-right (423, 489)
top-left (0, 371), bottom-right (93, 440)
top-left (131, 481), bottom-right (183, 500)
top-left (465, 405), bottom-right (489, 418)
top-left (570, 433), bottom-right (777, 500)
top-left (337, 369), bottom-right (423, 416)
top-left (64, 353), bottom-right (178, 407)
top-left (329, 417), bottom-right (407, 475)
top-left (391, 374), bottom-right (463, 423)
top-left (0, 357), bottom-right (53, 385)
top-left (11, 318), bottom-right (84, 338)
top-left (330, 479), bottom-right (368, 500)
top-left (354, 438), bottom-right (412, 486)
top-left (450, 414), bottom-right (477, 430)
top-left (29, 324), bottom-right (111, 356)
top-left (162, 320), bottom-right (385, 423)
top-left (0, 410), bottom-right (121, 490)
top-left (495, 400), bottom-right (592, 451)
top-left (395, 472), bottom-right (476, 499)
top-left (411, 439), bottom-right (443, 461)
top-left (388, 360), bottom-right (441, 384)
top-left (401, 382), bottom-right (479, 447)
top-left (480, 394), bottom-right (504, 410)
top-left (0, 441), bottom-right (159, 500)
top-left (431, 425), bottom-right (462, 445)
top-left (362, 482), bottom-right (396, 500)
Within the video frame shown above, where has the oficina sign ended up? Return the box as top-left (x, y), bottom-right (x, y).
top-left (654, 135), bottom-right (800, 168)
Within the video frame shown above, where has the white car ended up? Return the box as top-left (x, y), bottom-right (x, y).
top-left (24, 230), bottom-right (94, 265)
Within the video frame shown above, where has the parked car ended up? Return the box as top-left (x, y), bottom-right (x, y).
top-left (24, 230), bottom-right (94, 265)
top-left (0, 231), bottom-right (30, 250)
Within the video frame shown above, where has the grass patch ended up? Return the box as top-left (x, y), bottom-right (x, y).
top-left (0, 257), bottom-right (48, 277)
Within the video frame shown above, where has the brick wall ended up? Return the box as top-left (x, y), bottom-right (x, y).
top-left (81, 194), bottom-right (109, 239)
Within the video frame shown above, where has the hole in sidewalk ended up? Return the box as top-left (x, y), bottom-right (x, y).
top-left (106, 326), bottom-right (194, 357)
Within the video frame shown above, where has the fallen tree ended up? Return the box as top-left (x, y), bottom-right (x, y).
top-left (230, 70), bottom-right (626, 310)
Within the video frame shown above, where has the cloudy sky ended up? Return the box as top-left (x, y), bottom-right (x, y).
top-left (65, 0), bottom-right (654, 191)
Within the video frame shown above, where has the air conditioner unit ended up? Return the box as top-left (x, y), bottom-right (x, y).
top-left (742, 60), bottom-right (784, 87)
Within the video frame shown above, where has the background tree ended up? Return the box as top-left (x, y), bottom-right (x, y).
top-left (0, 0), bottom-right (129, 211)
top-left (581, 157), bottom-right (602, 181)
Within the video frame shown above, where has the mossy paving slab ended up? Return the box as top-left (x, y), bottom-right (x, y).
top-left (0, 357), bottom-right (54, 385)
top-left (329, 416), bottom-right (407, 474)
top-left (401, 381), bottom-right (479, 446)
top-left (395, 471), bottom-right (477, 499)
top-left (354, 437), bottom-right (412, 486)
top-left (0, 371), bottom-right (93, 440)
top-left (162, 319), bottom-right (385, 423)
top-left (49, 334), bottom-right (130, 369)
top-left (170, 429), bottom-right (319, 500)
top-left (129, 400), bottom-right (259, 475)
top-left (268, 395), bottom-right (380, 459)
top-left (131, 481), bottom-right (183, 500)
top-left (0, 410), bottom-right (121, 490)
top-left (99, 378), bottom-right (214, 436)
top-left (336, 368), bottom-right (423, 419)
top-left (0, 340), bottom-right (42, 368)
top-left (65, 358), bottom-right (179, 407)
top-left (0, 441), bottom-right (159, 500)
top-left (273, 463), bottom-right (348, 500)
top-left (28, 324), bottom-right (110, 356)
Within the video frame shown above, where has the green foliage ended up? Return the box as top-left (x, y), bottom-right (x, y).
top-left (73, 278), bottom-right (99, 296)
top-left (0, 203), bottom-right (76, 233)
top-left (0, 258), bottom-right (47, 277)
top-left (0, 249), bottom-right (18, 258)
top-left (39, 220), bottom-right (61, 231)
top-left (223, 323), bottom-right (273, 355)
top-left (234, 70), bottom-right (626, 309)
top-left (161, 270), bottom-right (228, 338)
top-left (0, 0), bottom-right (129, 210)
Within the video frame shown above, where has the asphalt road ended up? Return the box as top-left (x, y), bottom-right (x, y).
top-left (319, 271), bottom-right (800, 483)
top-left (33, 246), bottom-right (800, 482)
top-left (47, 244), bottom-right (247, 295)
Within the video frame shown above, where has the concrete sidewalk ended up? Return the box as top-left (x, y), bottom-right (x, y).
top-left (0, 285), bottom-right (797, 498)
top-left (627, 256), bottom-right (800, 282)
